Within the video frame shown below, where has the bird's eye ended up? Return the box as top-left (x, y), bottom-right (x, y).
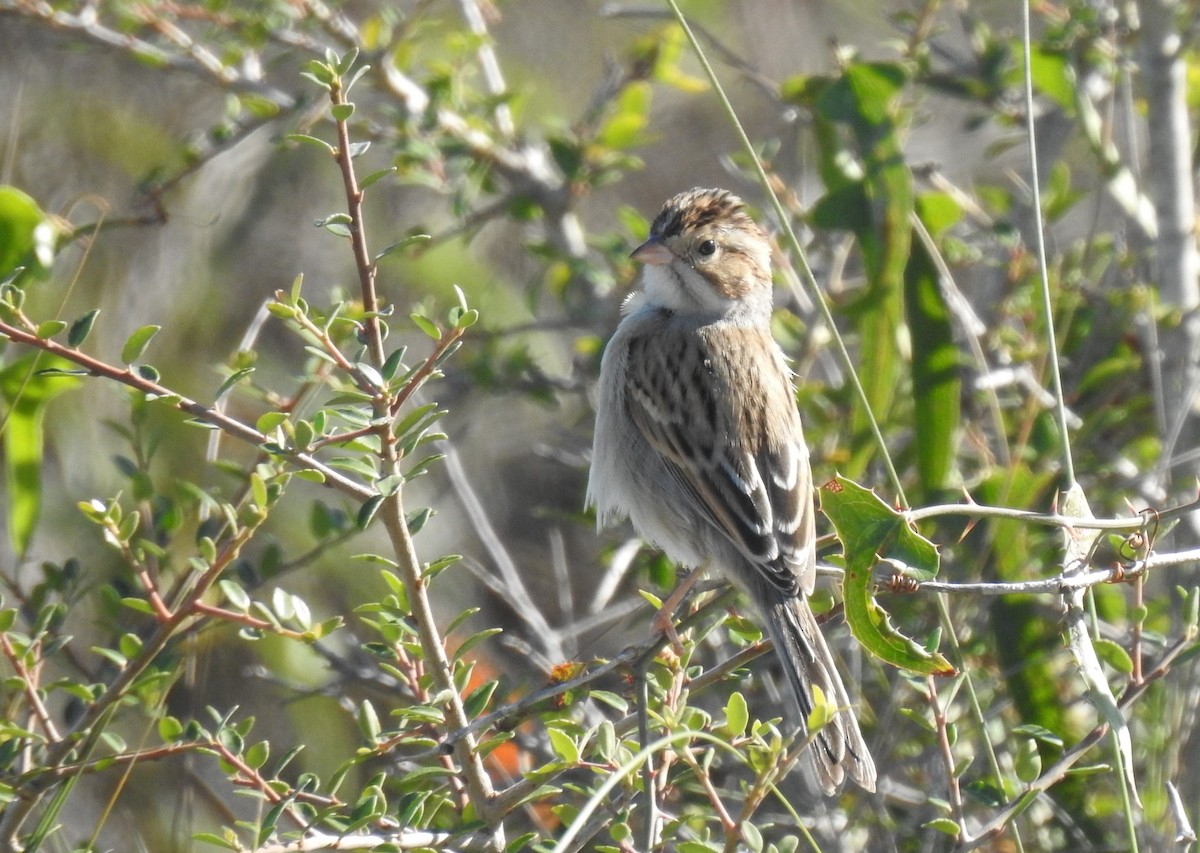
top-left (697, 239), bottom-right (717, 257)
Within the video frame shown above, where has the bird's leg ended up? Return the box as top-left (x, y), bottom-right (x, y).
top-left (651, 565), bottom-right (705, 654)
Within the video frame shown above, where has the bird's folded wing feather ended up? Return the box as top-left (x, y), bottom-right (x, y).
top-left (623, 325), bottom-right (815, 594)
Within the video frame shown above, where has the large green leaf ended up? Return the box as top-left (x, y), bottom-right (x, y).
top-left (904, 193), bottom-right (964, 493)
top-left (0, 186), bottom-right (55, 281)
top-left (819, 475), bottom-right (954, 675)
top-left (0, 354), bottom-right (83, 556)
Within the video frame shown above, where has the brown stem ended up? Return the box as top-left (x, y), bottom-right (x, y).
top-left (680, 746), bottom-right (735, 836)
top-left (330, 80), bottom-right (385, 369)
top-left (0, 635), bottom-right (60, 744)
top-left (0, 315), bottom-right (373, 502)
top-left (389, 326), bottom-right (464, 416)
top-left (326, 70), bottom-right (500, 837)
top-left (286, 304), bottom-right (381, 396)
top-left (189, 601), bottom-right (310, 640)
top-left (927, 674), bottom-right (966, 837)
top-left (130, 559), bottom-right (173, 623)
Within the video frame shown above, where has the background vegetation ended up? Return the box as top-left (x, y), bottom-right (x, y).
top-left (0, 1), bottom-right (1198, 851)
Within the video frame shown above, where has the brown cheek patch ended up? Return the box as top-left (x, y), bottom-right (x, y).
top-left (709, 251), bottom-right (759, 300)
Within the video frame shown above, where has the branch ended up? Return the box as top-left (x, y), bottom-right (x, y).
top-left (1, 2), bottom-right (293, 106)
top-left (905, 496), bottom-right (1200, 530)
top-left (0, 634), bottom-right (61, 744)
top-left (0, 316), bottom-right (374, 502)
top-left (322, 60), bottom-right (501, 838)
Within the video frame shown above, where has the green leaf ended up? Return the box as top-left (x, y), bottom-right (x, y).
top-left (356, 494), bottom-right (384, 529)
top-left (819, 476), bottom-right (954, 675)
top-left (215, 367), bottom-right (255, 401)
top-left (34, 320), bottom-right (65, 339)
top-left (0, 186), bottom-right (55, 280)
top-left (256, 411), bottom-right (288, 434)
top-left (1014, 737), bottom-right (1042, 783)
top-left (816, 61), bottom-right (908, 126)
top-left (406, 506), bottom-right (433, 535)
top-left (335, 47), bottom-right (360, 77)
top-left (450, 307), bottom-right (479, 330)
top-left (344, 64), bottom-right (370, 94)
top-left (158, 716), bottom-right (184, 743)
top-left (330, 102), bottom-right (355, 122)
top-left (455, 627), bottom-right (501, 659)
top-left (0, 354), bottom-right (82, 556)
top-left (596, 81), bottom-right (651, 149)
top-left (1063, 763), bottom-right (1113, 778)
top-left (314, 211), bottom-right (352, 229)
top-left (923, 818), bottom-right (961, 837)
top-left (463, 680), bottom-right (498, 718)
top-left (963, 779), bottom-right (1006, 807)
top-left (92, 646), bottom-right (127, 668)
top-left (302, 59), bottom-right (334, 87)
top-left (376, 232), bottom-right (431, 261)
top-left (723, 691), bottom-right (749, 737)
top-left (740, 820), bottom-right (763, 852)
top-left (250, 472), bottom-right (268, 509)
top-left (381, 346), bottom-right (407, 381)
top-left (118, 632), bottom-right (143, 659)
top-left (121, 325), bottom-right (161, 364)
top-left (191, 832), bottom-right (240, 850)
top-left (218, 579), bottom-right (251, 611)
top-left (410, 313), bottom-right (440, 339)
top-left (898, 706), bottom-right (936, 733)
top-left (68, 309), bottom-right (100, 347)
top-left (360, 167), bottom-right (397, 190)
top-left (357, 700), bottom-right (381, 742)
top-left (1027, 46), bottom-right (1076, 112)
top-left (257, 799), bottom-right (286, 848)
top-left (547, 727), bottom-right (580, 765)
top-left (423, 554), bottom-right (461, 580)
top-left (244, 740), bottom-right (269, 770)
top-left (904, 195), bottom-right (963, 493)
top-left (393, 400), bottom-right (440, 439)
top-left (1012, 723), bottom-right (1064, 748)
top-left (1093, 637), bottom-right (1134, 674)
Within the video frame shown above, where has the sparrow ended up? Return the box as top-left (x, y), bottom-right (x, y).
top-left (587, 187), bottom-right (877, 794)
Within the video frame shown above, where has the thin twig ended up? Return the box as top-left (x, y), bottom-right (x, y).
top-left (0, 315), bottom-right (374, 501)
top-left (0, 635), bottom-right (61, 744)
top-left (927, 675), bottom-right (965, 837)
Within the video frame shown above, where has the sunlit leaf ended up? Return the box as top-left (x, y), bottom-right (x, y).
top-left (820, 476), bottom-right (954, 675)
top-left (0, 354), bottom-right (82, 556)
top-left (120, 325), bottom-right (161, 365)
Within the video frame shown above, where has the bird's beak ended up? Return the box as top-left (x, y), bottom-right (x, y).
top-left (630, 237), bottom-right (673, 266)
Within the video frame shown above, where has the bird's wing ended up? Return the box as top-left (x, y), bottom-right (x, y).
top-left (623, 322), bottom-right (815, 595)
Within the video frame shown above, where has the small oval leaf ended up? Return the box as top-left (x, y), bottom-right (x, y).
top-left (121, 325), bottom-right (161, 364)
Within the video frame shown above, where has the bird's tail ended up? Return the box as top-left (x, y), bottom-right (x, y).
top-left (761, 593), bottom-right (877, 794)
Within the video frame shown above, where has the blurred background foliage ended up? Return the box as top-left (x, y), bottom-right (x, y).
top-left (0, 1), bottom-right (1199, 851)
